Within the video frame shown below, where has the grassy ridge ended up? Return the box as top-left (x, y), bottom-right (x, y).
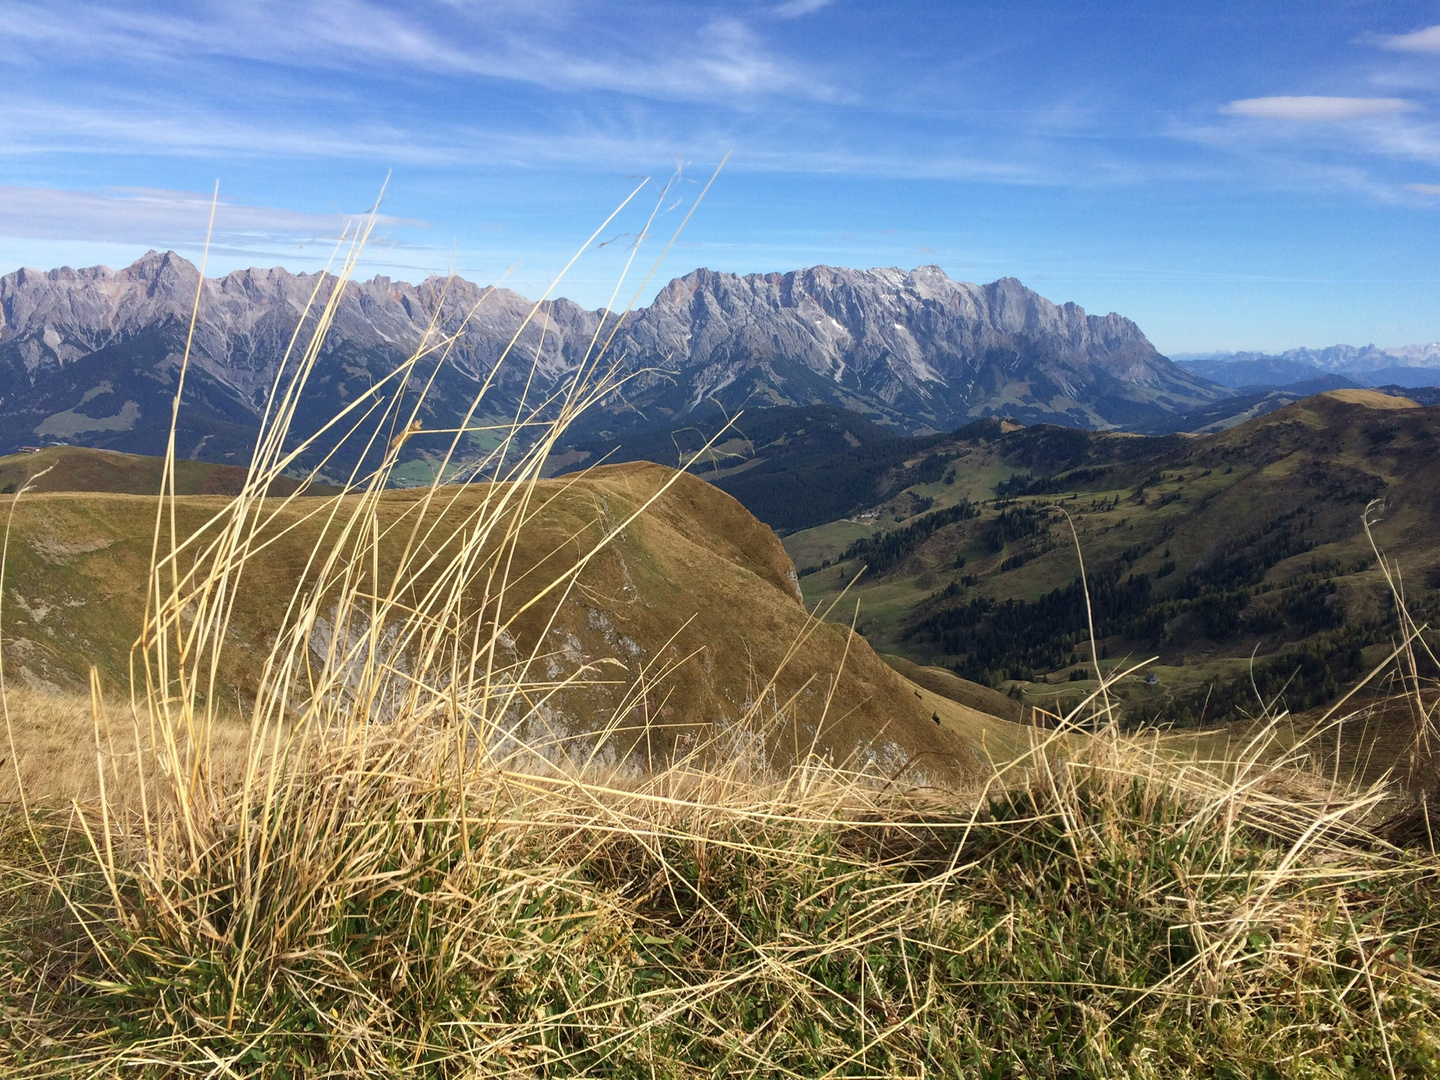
top-left (0, 466), bottom-right (989, 784)
top-left (0, 445), bottom-right (316, 497)
top-left (556, 403), bottom-right (948, 534)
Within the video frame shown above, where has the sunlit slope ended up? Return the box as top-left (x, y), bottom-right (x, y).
top-left (2, 461), bottom-right (1003, 783)
top-left (1317, 388), bottom-right (1419, 410)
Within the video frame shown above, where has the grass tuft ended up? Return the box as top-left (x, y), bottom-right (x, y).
top-left (4, 724), bottom-right (1439, 1076)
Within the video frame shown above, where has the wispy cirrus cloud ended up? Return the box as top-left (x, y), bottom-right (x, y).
top-left (0, 89), bottom-right (1039, 185)
top-left (0, 185), bottom-right (426, 254)
top-left (0, 99), bottom-right (487, 166)
top-left (0, 1), bottom-right (836, 104)
top-left (0, 1), bottom-right (1183, 196)
top-left (1221, 96), bottom-right (1419, 122)
top-left (1190, 28), bottom-right (1440, 202)
top-left (1167, 90), bottom-right (1437, 202)
top-left (772, 0), bottom-right (833, 17)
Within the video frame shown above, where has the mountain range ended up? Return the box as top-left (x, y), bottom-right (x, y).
top-left (0, 252), bottom-right (1224, 470)
top-left (1175, 344), bottom-right (1440, 390)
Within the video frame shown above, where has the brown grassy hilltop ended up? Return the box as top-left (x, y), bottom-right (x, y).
top-left (786, 390), bottom-right (1440, 736)
top-left (1, 454), bottom-right (1014, 803)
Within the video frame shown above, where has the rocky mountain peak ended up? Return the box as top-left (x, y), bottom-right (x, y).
top-left (123, 249), bottom-right (196, 297)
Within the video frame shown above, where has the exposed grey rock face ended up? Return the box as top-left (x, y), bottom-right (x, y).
top-left (0, 251), bottom-right (609, 465)
top-left (612, 265), bottom-right (1218, 430)
top-left (0, 250), bottom-right (604, 401)
top-left (0, 252), bottom-right (1223, 465)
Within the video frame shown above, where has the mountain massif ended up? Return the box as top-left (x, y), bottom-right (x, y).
top-left (600, 265), bottom-right (1220, 431)
top-left (0, 252), bottom-right (1223, 471)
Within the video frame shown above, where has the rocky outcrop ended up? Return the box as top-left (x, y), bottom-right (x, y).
top-left (0, 250), bottom-right (605, 400)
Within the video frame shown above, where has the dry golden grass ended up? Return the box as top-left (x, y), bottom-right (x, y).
top-left (0, 684), bottom-right (251, 809)
top-left (4, 685), bottom-right (1437, 1077)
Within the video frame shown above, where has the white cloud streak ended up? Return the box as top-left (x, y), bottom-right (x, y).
top-left (773, 0), bottom-right (833, 17)
top-left (0, 92), bottom-right (1041, 185)
top-left (1222, 96), bottom-right (1419, 122)
top-left (0, 2), bottom-right (1245, 197)
top-left (1375, 25), bottom-right (1440, 54)
top-left (0, 185), bottom-right (426, 252)
top-left (3, 2), bottom-right (1436, 211)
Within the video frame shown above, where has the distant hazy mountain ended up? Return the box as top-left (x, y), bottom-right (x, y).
top-left (1172, 354), bottom-right (1329, 389)
top-left (0, 252), bottom-right (1224, 469)
top-left (1176, 344), bottom-right (1440, 390)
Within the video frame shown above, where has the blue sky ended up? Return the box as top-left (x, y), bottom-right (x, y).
top-left (2, 1), bottom-right (1440, 353)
